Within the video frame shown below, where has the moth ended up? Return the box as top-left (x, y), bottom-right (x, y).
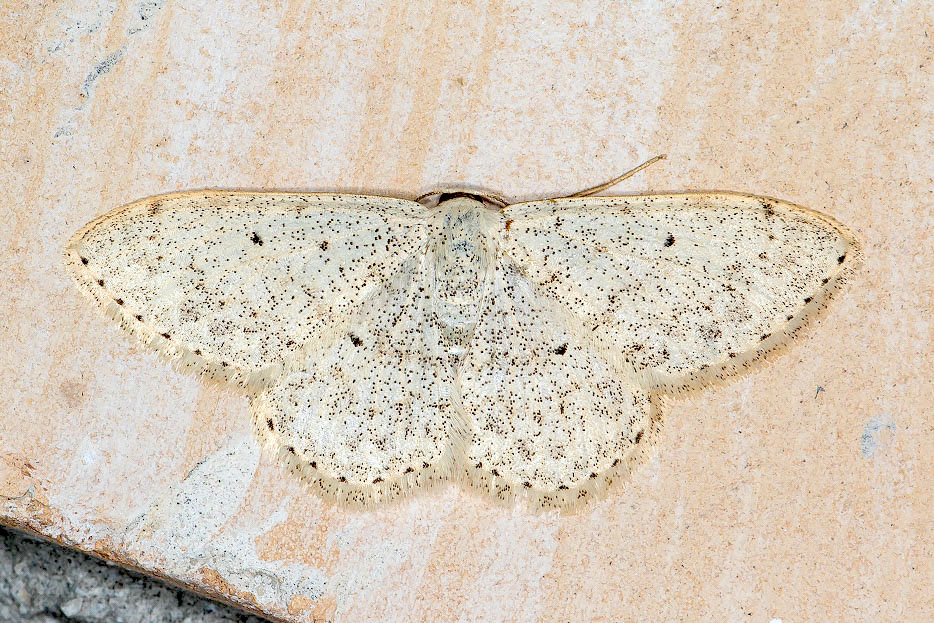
top-left (64, 157), bottom-right (861, 511)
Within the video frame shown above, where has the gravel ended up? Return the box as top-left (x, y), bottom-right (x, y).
top-left (0, 526), bottom-right (271, 623)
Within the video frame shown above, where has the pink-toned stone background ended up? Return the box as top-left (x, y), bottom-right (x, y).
top-left (1, 1), bottom-right (931, 621)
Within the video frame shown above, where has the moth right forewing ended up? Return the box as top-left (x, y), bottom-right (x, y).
top-left (502, 192), bottom-right (861, 393)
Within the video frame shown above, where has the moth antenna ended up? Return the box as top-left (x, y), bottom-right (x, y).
top-left (560, 154), bottom-right (667, 199)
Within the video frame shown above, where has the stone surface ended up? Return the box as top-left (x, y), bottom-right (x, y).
top-left (0, 526), bottom-right (269, 622)
top-left (1, 1), bottom-right (931, 622)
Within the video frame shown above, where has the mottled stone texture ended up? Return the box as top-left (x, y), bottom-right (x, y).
top-left (1, 2), bottom-right (931, 622)
top-left (0, 526), bottom-right (269, 622)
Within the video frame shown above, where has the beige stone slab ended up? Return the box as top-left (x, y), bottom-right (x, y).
top-left (1, 1), bottom-right (931, 621)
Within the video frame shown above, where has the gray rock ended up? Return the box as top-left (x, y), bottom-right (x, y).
top-left (0, 527), bottom-right (271, 622)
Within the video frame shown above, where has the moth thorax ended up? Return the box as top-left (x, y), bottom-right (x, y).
top-left (430, 198), bottom-right (496, 313)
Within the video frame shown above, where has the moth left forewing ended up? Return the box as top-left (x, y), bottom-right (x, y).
top-left (502, 192), bottom-right (862, 394)
top-left (64, 191), bottom-right (428, 391)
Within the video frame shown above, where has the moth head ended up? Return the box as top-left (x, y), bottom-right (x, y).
top-left (416, 188), bottom-right (508, 210)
